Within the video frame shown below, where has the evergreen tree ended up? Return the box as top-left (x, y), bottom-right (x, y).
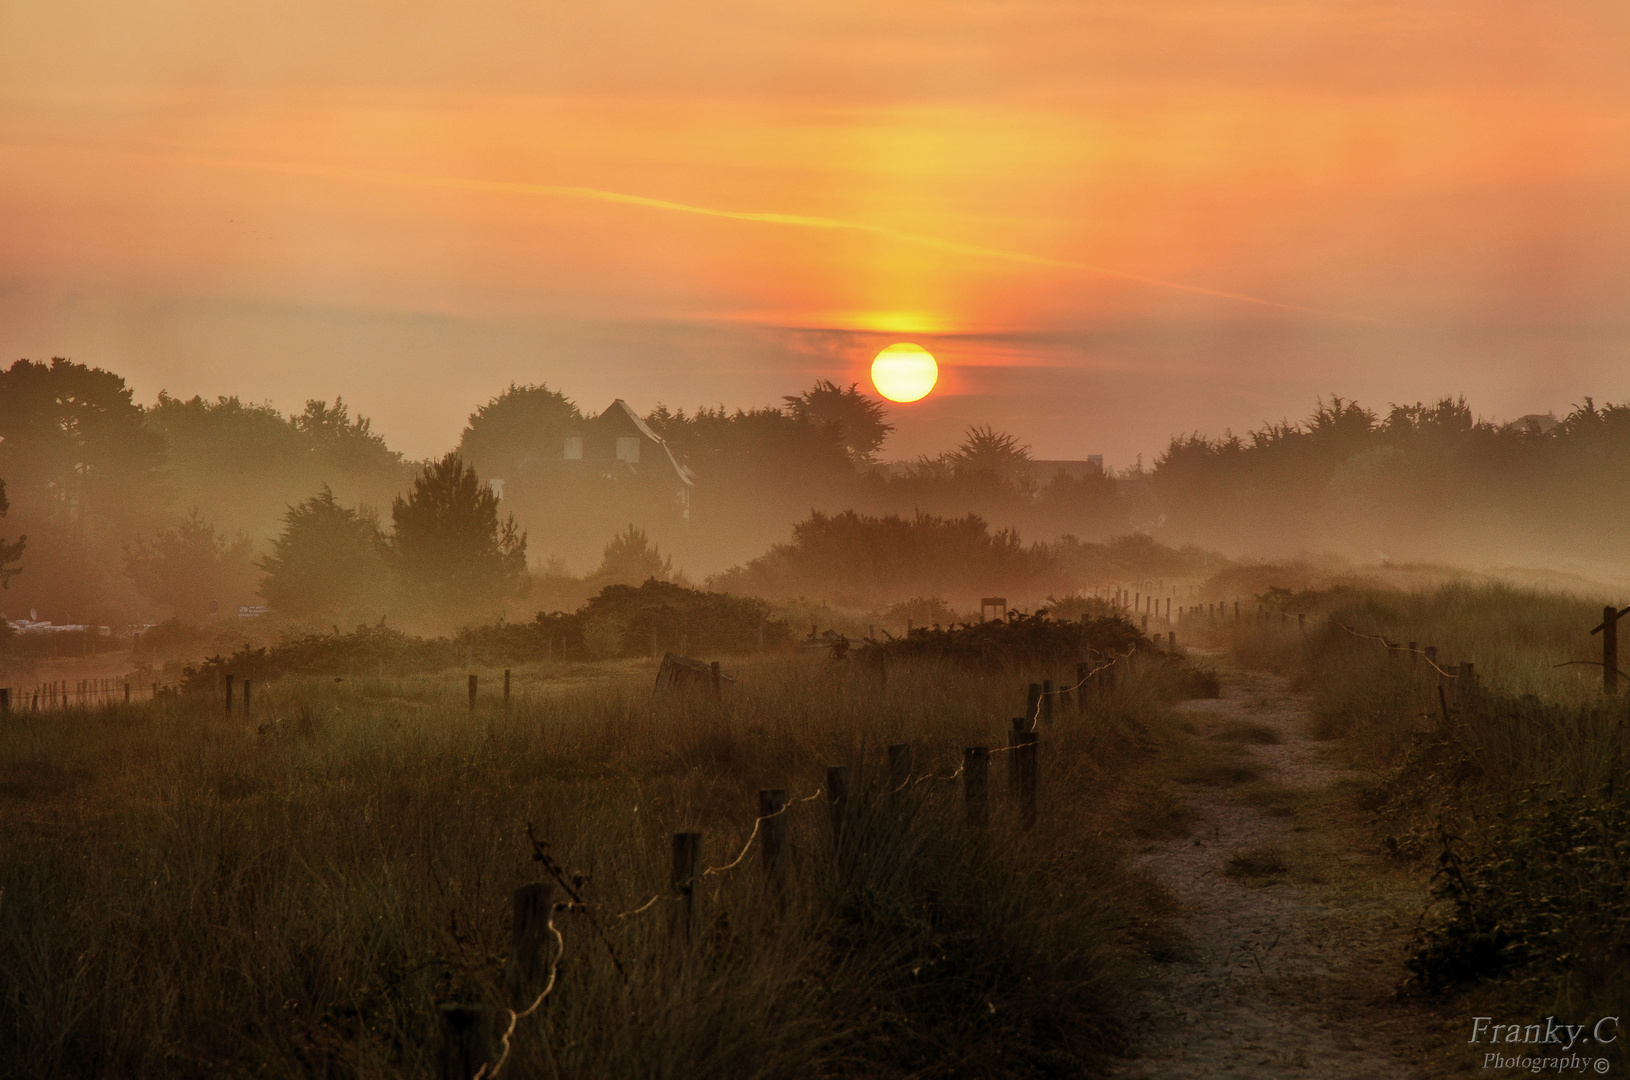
top-left (257, 486), bottom-right (390, 617)
top-left (391, 453), bottom-right (528, 620)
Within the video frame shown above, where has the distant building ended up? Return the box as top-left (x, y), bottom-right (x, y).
top-left (1501, 413), bottom-right (1559, 435)
top-left (566, 399), bottom-right (696, 519)
top-left (880, 455), bottom-right (1106, 482)
top-left (1020, 457), bottom-right (1106, 483)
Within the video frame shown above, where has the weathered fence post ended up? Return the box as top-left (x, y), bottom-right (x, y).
top-left (964, 747), bottom-right (989, 826)
top-left (1041, 679), bottom-right (1055, 726)
top-left (438, 1005), bottom-right (496, 1080)
top-left (826, 766), bottom-right (851, 850)
top-left (224, 673), bottom-right (234, 716)
top-left (1168, 631), bottom-right (1177, 652)
top-left (887, 744), bottom-right (912, 793)
top-left (759, 789), bottom-right (787, 877)
top-left (1016, 731), bottom-right (1039, 831)
top-left (504, 882), bottom-right (556, 1009)
top-left (503, 669), bottom-right (512, 720)
top-left (1075, 663), bottom-right (1089, 716)
top-left (1593, 605), bottom-right (1623, 696)
top-left (468, 674), bottom-right (478, 713)
top-left (242, 679), bottom-right (252, 719)
top-left (1, 688), bottom-right (8, 716)
top-left (1025, 684), bottom-right (1042, 727)
top-left (671, 831), bottom-right (701, 941)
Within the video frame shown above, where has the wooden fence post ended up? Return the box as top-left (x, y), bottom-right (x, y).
top-left (825, 766), bottom-right (850, 851)
top-left (1168, 631), bottom-right (1176, 652)
top-left (759, 789), bottom-right (787, 876)
top-left (503, 669), bottom-right (512, 720)
top-left (964, 747), bottom-right (989, 826)
top-left (887, 744), bottom-right (912, 793)
top-left (468, 674), bottom-right (477, 713)
top-left (224, 673), bottom-right (234, 716)
top-left (1025, 684), bottom-right (1041, 727)
top-left (1041, 680), bottom-right (1054, 726)
top-left (438, 1005), bottom-right (495, 1080)
top-left (671, 832), bottom-right (701, 941)
top-left (504, 882), bottom-right (556, 1009)
top-left (1605, 606), bottom-right (1619, 697)
top-left (1, 688), bottom-right (8, 716)
top-left (1016, 731), bottom-right (1039, 831)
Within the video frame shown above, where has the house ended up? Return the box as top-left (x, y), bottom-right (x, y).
top-left (564, 400), bottom-right (696, 518)
top-left (1019, 457), bottom-right (1106, 483)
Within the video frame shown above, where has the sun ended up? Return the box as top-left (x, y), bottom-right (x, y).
top-left (871, 343), bottom-right (938, 403)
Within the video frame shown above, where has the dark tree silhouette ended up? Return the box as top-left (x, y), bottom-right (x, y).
top-left (950, 425), bottom-right (1032, 482)
top-left (391, 452), bottom-right (528, 619)
top-left (782, 380), bottom-right (894, 464)
top-left (257, 486), bottom-right (390, 617)
top-left (0, 479), bottom-right (24, 589)
top-left (456, 383), bottom-right (581, 482)
top-left (0, 358), bottom-right (167, 529)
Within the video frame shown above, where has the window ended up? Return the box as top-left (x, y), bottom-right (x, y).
top-left (616, 436), bottom-right (640, 463)
top-left (563, 436), bottom-right (583, 460)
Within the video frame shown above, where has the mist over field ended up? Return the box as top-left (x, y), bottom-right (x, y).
top-left (6, 2), bottom-right (1630, 1076)
top-left (3, 356), bottom-right (1628, 644)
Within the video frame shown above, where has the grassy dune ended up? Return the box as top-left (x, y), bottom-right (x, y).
top-left (0, 651), bottom-right (1206, 1079)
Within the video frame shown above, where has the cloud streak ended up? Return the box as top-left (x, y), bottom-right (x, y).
top-left (143, 146), bottom-right (1374, 323)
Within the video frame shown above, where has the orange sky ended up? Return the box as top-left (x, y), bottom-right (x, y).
top-left (3, 1), bottom-right (1629, 464)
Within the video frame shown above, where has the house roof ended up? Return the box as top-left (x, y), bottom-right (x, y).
top-left (597, 399), bottom-right (696, 486)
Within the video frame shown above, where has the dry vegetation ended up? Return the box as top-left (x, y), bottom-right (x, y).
top-left (1196, 579), bottom-right (1630, 1062)
top-left (0, 647), bottom-right (1223, 1079)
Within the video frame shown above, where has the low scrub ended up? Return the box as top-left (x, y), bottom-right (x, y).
top-left (176, 580), bottom-right (794, 689)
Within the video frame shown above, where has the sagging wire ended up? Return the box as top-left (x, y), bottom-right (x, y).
top-left (1335, 623), bottom-right (1459, 679)
top-left (1023, 651), bottom-right (1133, 730)
top-left (479, 903), bottom-right (567, 1080)
top-left (692, 787), bottom-right (823, 879)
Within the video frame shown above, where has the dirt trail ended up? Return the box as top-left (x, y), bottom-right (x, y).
top-left (1112, 665), bottom-right (1435, 1079)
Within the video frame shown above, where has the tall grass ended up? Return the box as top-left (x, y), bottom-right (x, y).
top-left (0, 653), bottom-right (1192, 1079)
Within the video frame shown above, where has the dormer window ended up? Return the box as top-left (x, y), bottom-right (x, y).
top-left (564, 436), bottom-right (583, 460)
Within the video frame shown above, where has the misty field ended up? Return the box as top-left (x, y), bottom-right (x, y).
top-left (0, 649), bottom-right (1218, 1079)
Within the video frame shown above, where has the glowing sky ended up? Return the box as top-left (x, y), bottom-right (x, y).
top-left (3, 1), bottom-right (1628, 465)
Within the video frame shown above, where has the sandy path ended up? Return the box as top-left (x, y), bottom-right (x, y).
top-left (1111, 666), bottom-right (1433, 1079)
